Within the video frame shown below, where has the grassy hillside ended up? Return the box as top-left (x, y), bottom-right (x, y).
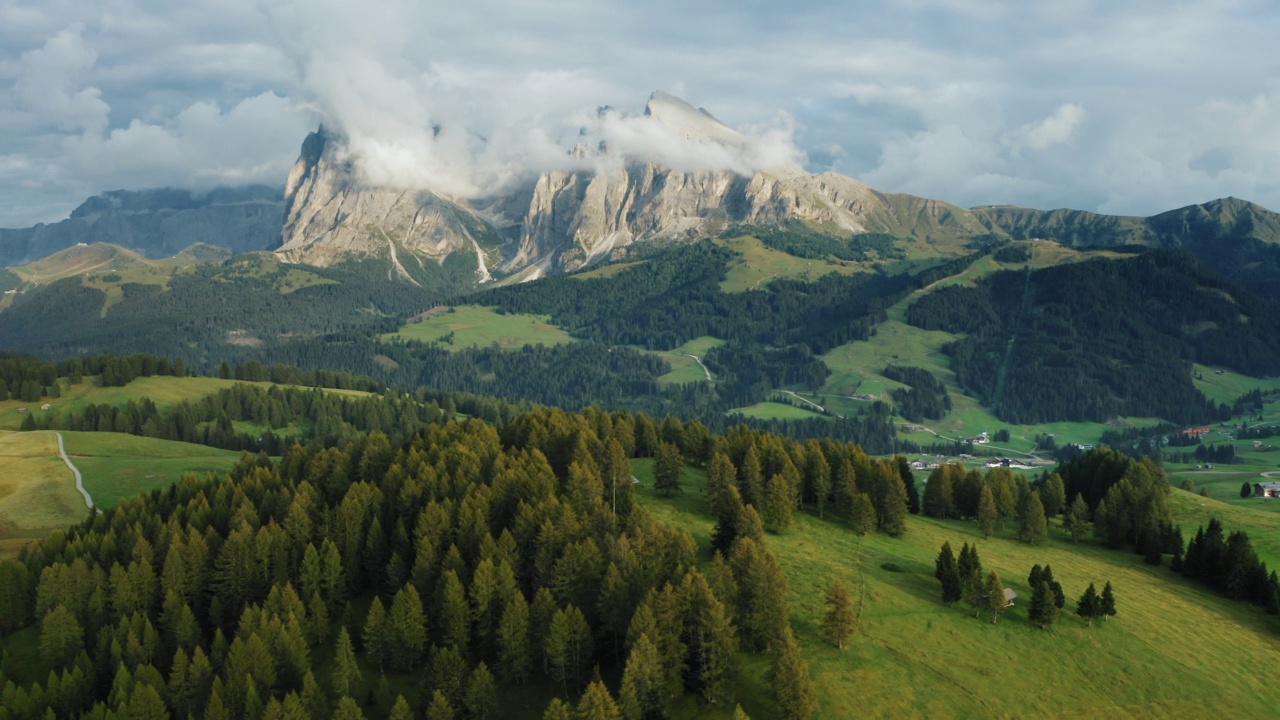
top-left (62, 431), bottom-right (243, 509)
top-left (383, 305), bottom-right (575, 349)
top-left (0, 431), bottom-right (87, 556)
top-left (633, 460), bottom-right (1280, 719)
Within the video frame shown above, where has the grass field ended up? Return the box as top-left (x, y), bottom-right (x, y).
top-left (60, 431), bottom-right (243, 509)
top-left (0, 431), bottom-right (87, 555)
top-left (654, 336), bottom-right (724, 386)
top-left (633, 459), bottom-right (1280, 719)
top-left (382, 305), bottom-right (575, 350)
top-left (715, 236), bottom-right (862, 293)
top-left (731, 401), bottom-right (827, 421)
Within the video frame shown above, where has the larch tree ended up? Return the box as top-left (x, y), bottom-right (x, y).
top-left (387, 584), bottom-right (427, 670)
top-left (1019, 490), bottom-right (1049, 545)
top-left (977, 484), bottom-right (998, 539)
top-left (619, 633), bottom-right (666, 720)
top-left (576, 679), bottom-right (623, 720)
top-left (762, 472), bottom-right (795, 534)
top-left (983, 570), bottom-right (1008, 624)
top-left (362, 597), bottom-right (389, 672)
top-left (822, 580), bottom-right (857, 648)
top-left (770, 626), bottom-right (815, 720)
top-left (498, 590), bottom-right (533, 684)
top-left (330, 628), bottom-right (362, 700)
top-left (653, 441), bottom-right (684, 498)
top-left (425, 690), bottom-right (456, 720)
top-left (464, 662), bottom-right (499, 720)
top-left (542, 698), bottom-right (574, 720)
top-left (850, 493), bottom-right (876, 536)
top-left (1064, 495), bottom-right (1089, 543)
top-left (1041, 473), bottom-right (1067, 517)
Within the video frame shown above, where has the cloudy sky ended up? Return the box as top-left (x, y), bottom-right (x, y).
top-left (1, 0), bottom-right (1277, 228)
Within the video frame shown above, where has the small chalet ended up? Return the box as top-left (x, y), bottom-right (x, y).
top-left (17, 407), bottom-right (27, 413)
top-left (982, 588), bottom-right (1018, 609)
top-left (1254, 482), bottom-right (1280, 498)
top-left (40, 403), bottom-right (51, 411)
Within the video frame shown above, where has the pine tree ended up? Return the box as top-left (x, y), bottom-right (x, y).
top-left (1099, 581), bottom-right (1116, 621)
top-left (1076, 583), bottom-right (1101, 627)
top-left (576, 680), bottom-right (622, 720)
top-left (1029, 580), bottom-right (1059, 629)
top-left (1018, 491), bottom-right (1049, 545)
top-left (977, 484), bottom-right (997, 539)
top-left (983, 570), bottom-right (1007, 624)
top-left (934, 542), bottom-right (962, 605)
top-left (653, 441), bottom-right (684, 498)
top-left (771, 626), bottom-right (815, 720)
top-left (822, 580), bottom-right (857, 648)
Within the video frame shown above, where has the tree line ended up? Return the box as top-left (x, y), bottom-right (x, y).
top-left (0, 404), bottom-right (831, 719)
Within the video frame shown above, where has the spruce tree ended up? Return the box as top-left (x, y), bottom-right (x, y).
top-left (1099, 581), bottom-right (1116, 621)
top-left (934, 542), bottom-right (962, 605)
top-left (1076, 583), bottom-right (1101, 627)
top-left (822, 580), bottom-right (857, 648)
top-left (1029, 580), bottom-right (1059, 629)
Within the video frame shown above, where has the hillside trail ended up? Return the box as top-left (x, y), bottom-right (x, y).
top-left (682, 354), bottom-right (713, 381)
top-left (55, 432), bottom-right (93, 509)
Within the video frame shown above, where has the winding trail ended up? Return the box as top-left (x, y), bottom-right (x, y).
top-left (55, 432), bottom-right (93, 510)
top-left (683, 354), bottom-right (713, 382)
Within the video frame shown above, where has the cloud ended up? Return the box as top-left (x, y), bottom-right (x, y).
top-left (1004, 103), bottom-right (1087, 153)
top-left (0, 0), bottom-right (1278, 227)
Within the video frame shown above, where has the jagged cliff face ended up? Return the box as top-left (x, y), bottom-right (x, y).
top-left (275, 92), bottom-right (997, 282)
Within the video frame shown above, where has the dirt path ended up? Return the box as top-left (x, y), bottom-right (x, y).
top-left (683, 354), bottom-right (713, 382)
top-left (55, 432), bottom-right (93, 509)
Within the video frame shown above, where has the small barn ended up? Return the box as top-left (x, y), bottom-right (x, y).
top-left (40, 403), bottom-right (51, 411)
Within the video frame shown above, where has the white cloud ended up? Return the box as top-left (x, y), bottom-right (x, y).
top-left (0, 0), bottom-right (1278, 226)
top-left (1004, 103), bottom-right (1087, 153)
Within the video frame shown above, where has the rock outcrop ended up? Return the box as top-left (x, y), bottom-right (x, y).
top-left (274, 92), bottom-right (997, 283)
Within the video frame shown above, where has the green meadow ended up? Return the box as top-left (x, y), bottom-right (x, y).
top-left (632, 458), bottom-right (1280, 720)
top-left (382, 305), bottom-right (575, 349)
top-left (60, 431), bottom-right (243, 509)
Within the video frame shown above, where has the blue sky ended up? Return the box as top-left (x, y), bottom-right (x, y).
top-left (1, 0), bottom-right (1278, 227)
